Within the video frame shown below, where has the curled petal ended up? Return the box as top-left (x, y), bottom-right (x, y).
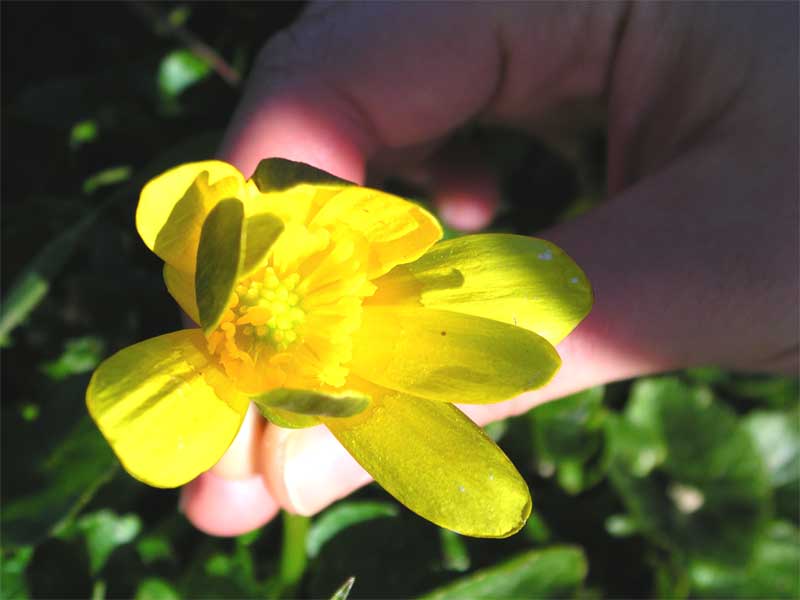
top-left (137, 161), bottom-right (246, 272)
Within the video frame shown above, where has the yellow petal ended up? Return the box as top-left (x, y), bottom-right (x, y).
top-left (86, 330), bottom-right (249, 488)
top-left (196, 198), bottom-right (245, 334)
top-left (351, 306), bottom-right (560, 404)
top-left (309, 187), bottom-right (442, 279)
top-left (163, 264), bottom-right (199, 324)
top-left (323, 381), bottom-right (531, 538)
top-left (136, 161), bottom-right (246, 272)
top-left (368, 234), bottom-right (593, 346)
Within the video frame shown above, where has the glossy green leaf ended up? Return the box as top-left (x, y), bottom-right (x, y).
top-left (59, 509), bottom-right (141, 574)
top-left (690, 521), bottom-right (800, 599)
top-left (306, 501), bottom-right (399, 558)
top-left (1, 547), bottom-right (33, 600)
top-left (136, 535), bottom-right (174, 565)
top-left (69, 119), bottom-right (98, 149)
top-left (40, 336), bottom-right (105, 381)
top-left (251, 158), bottom-right (352, 192)
top-left (608, 377), bottom-right (771, 565)
top-left (159, 49), bottom-right (211, 99)
top-left (0, 210), bottom-right (99, 342)
top-left (253, 388), bottom-right (370, 419)
top-left (135, 578), bottom-right (181, 600)
top-left (82, 165), bottom-right (132, 195)
top-left (196, 198), bottom-right (245, 333)
top-left (1, 417), bottom-right (118, 548)
top-left (530, 386), bottom-right (608, 494)
top-left (743, 410), bottom-right (800, 522)
top-left (420, 546), bottom-right (587, 599)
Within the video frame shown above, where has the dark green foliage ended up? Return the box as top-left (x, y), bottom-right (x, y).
top-left (2, 3), bottom-right (797, 598)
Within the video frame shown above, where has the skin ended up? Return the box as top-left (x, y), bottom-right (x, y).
top-left (180, 2), bottom-right (799, 536)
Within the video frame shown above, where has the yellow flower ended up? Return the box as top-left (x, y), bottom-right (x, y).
top-left (86, 159), bottom-right (592, 538)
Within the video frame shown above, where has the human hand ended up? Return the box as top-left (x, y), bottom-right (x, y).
top-left (181, 2), bottom-right (798, 535)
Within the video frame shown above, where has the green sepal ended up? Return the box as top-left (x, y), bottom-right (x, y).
top-left (196, 198), bottom-right (245, 334)
top-left (259, 406), bottom-right (320, 429)
top-left (250, 158), bottom-right (353, 192)
top-left (253, 388), bottom-right (370, 419)
top-left (241, 213), bottom-right (283, 277)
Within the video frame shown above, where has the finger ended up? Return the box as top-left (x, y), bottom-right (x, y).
top-left (257, 334), bottom-right (602, 516)
top-left (219, 2), bottom-right (625, 180)
top-left (431, 147), bottom-right (501, 232)
top-left (210, 403), bottom-right (265, 479)
top-left (180, 471), bottom-right (279, 536)
top-left (256, 126), bottom-right (798, 515)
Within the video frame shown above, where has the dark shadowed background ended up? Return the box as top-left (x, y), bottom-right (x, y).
top-left (2, 2), bottom-right (798, 599)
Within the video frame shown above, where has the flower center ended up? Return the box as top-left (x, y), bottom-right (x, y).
top-left (205, 224), bottom-right (377, 393)
top-left (234, 268), bottom-right (305, 351)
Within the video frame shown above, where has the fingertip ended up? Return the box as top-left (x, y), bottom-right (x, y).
top-left (437, 195), bottom-right (497, 231)
top-left (181, 471), bottom-right (279, 537)
top-left (432, 147), bottom-right (500, 231)
top-left (261, 424), bottom-right (372, 516)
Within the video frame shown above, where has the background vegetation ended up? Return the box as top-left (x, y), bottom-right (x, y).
top-left (2, 3), bottom-right (798, 598)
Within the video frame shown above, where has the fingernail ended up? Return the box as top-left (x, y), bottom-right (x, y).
top-left (261, 424), bottom-right (372, 515)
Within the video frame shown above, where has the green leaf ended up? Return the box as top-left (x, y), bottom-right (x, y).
top-left (607, 377), bottom-right (771, 565)
top-left (158, 49), bottom-right (211, 99)
top-left (61, 510), bottom-right (141, 574)
top-left (82, 165), bottom-right (132, 195)
top-left (690, 521), bottom-right (800, 598)
top-left (0, 213), bottom-right (97, 342)
top-left (1, 131), bottom-right (220, 342)
top-left (40, 336), bottom-right (105, 380)
top-left (330, 577), bottom-right (355, 600)
top-left (196, 198), bottom-right (245, 333)
top-left (69, 119), bottom-right (98, 149)
top-left (1, 417), bottom-right (118, 547)
top-left (743, 410), bottom-right (800, 488)
top-left (743, 410), bottom-right (800, 522)
top-left (251, 158), bottom-right (352, 192)
top-left (530, 386), bottom-right (608, 494)
top-left (420, 546), bottom-right (588, 599)
top-left (136, 535), bottom-right (174, 565)
top-left (1, 547), bottom-right (33, 600)
top-left (253, 388), bottom-right (370, 419)
top-left (135, 578), bottom-right (180, 600)
top-left (724, 375), bottom-right (800, 410)
top-left (306, 501), bottom-right (399, 559)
